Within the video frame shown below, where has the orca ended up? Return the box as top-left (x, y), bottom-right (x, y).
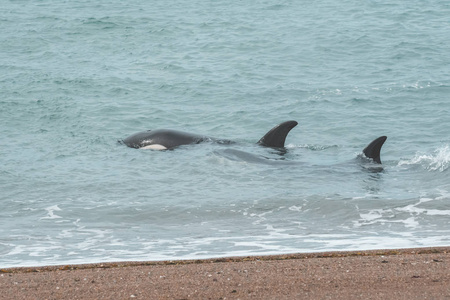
top-left (218, 136), bottom-right (388, 165)
top-left (121, 120), bottom-right (387, 164)
top-left (363, 136), bottom-right (387, 164)
top-left (122, 120), bottom-right (299, 150)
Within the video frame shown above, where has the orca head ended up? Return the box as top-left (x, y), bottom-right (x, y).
top-left (122, 129), bottom-right (206, 150)
top-left (122, 130), bottom-right (159, 149)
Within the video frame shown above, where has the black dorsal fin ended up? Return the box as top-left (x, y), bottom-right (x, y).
top-left (363, 136), bottom-right (387, 164)
top-left (257, 120), bottom-right (298, 148)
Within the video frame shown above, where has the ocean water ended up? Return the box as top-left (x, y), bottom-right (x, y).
top-left (1, 0), bottom-right (450, 268)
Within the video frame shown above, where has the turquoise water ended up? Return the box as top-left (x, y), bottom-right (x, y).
top-left (1, 1), bottom-right (450, 268)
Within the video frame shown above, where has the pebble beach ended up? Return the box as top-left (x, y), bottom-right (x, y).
top-left (2, 247), bottom-right (450, 299)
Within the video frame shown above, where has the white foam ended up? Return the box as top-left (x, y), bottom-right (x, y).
top-left (359, 213), bottom-right (380, 222)
top-left (426, 209), bottom-right (450, 216)
top-left (288, 205), bottom-right (303, 212)
top-left (40, 205), bottom-right (62, 220)
top-left (403, 217), bottom-right (419, 228)
top-left (398, 145), bottom-right (450, 172)
top-left (396, 203), bottom-right (450, 216)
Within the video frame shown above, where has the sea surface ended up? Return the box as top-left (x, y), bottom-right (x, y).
top-left (1, 0), bottom-right (450, 268)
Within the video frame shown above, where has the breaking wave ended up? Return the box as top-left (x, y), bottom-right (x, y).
top-left (398, 145), bottom-right (450, 172)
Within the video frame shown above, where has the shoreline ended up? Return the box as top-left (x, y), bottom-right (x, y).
top-left (2, 246), bottom-right (450, 273)
top-left (2, 247), bottom-right (450, 299)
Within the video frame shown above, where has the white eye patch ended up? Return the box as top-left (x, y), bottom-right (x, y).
top-left (140, 144), bottom-right (167, 150)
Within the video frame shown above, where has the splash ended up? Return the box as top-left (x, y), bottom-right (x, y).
top-left (40, 205), bottom-right (63, 220)
top-left (398, 145), bottom-right (450, 172)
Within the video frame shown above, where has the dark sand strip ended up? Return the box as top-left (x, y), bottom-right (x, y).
top-left (1, 247), bottom-right (450, 299)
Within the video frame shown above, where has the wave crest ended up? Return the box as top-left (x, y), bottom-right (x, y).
top-left (398, 145), bottom-right (450, 172)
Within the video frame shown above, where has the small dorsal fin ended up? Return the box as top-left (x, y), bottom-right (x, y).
top-left (257, 120), bottom-right (298, 148)
top-left (363, 136), bottom-right (387, 164)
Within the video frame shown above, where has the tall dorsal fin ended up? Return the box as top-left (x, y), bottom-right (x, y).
top-left (363, 136), bottom-right (387, 164)
top-left (257, 120), bottom-right (298, 148)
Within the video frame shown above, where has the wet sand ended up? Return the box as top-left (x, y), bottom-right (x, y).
top-left (1, 247), bottom-right (450, 299)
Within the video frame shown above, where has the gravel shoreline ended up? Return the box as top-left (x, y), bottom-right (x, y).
top-left (1, 247), bottom-right (450, 299)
